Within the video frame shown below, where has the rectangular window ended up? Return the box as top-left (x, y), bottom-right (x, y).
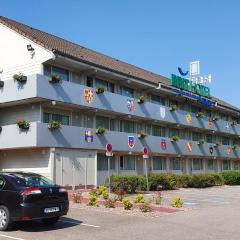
top-left (222, 160), bottom-right (231, 171)
top-left (152, 125), bottom-right (166, 137)
top-left (207, 160), bottom-right (214, 170)
top-left (43, 112), bottom-right (70, 125)
top-left (44, 65), bottom-right (69, 82)
top-left (233, 161), bottom-right (240, 171)
top-left (192, 132), bottom-right (201, 141)
top-left (120, 120), bottom-right (135, 133)
top-left (120, 156), bottom-right (136, 170)
top-left (205, 110), bottom-right (212, 118)
top-left (96, 116), bottom-right (110, 130)
top-left (152, 157), bottom-right (166, 170)
top-left (84, 115), bottom-right (94, 128)
top-left (95, 78), bottom-right (114, 93)
top-left (120, 86), bottom-right (134, 98)
top-left (86, 76), bottom-right (93, 87)
top-left (169, 129), bottom-right (180, 138)
top-left (151, 95), bottom-right (165, 106)
top-left (222, 136), bottom-right (230, 146)
top-left (192, 159), bottom-right (203, 171)
top-left (97, 154), bottom-right (115, 171)
top-left (171, 159), bottom-right (181, 171)
top-left (206, 134), bottom-right (213, 143)
top-left (220, 114), bottom-right (229, 121)
top-left (191, 106), bottom-right (201, 114)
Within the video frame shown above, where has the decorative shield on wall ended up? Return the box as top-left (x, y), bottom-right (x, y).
top-left (186, 113), bottom-right (192, 125)
top-left (128, 136), bottom-right (135, 149)
top-left (187, 141), bottom-right (193, 152)
top-left (160, 106), bottom-right (166, 119)
top-left (127, 99), bottom-right (135, 112)
top-left (84, 89), bottom-right (94, 103)
top-left (227, 147), bottom-right (232, 155)
top-left (160, 139), bottom-right (167, 150)
top-left (209, 146), bottom-right (214, 155)
top-left (85, 130), bottom-right (94, 143)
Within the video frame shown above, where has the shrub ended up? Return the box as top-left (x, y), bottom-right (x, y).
top-left (88, 195), bottom-right (98, 206)
top-left (188, 173), bottom-right (223, 188)
top-left (149, 173), bottom-right (178, 190)
top-left (220, 171), bottom-right (240, 185)
top-left (122, 198), bottom-right (133, 210)
top-left (115, 188), bottom-right (126, 202)
top-left (110, 174), bottom-right (146, 193)
top-left (139, 203), bottom-right (153, 212)
top-left (98, 185), bottom-right (108, 196)
top-left (104, 197), bottom-right (116, 208)
top-left (89, 189), bottom-right (98, 197)
top-left (170, 197), bottom-right (184, 208)
top-left (72, 192), bottom-right (82, 203)
top-left (102, 191), bottom-right (109, 200)
top-left (133, 194), bottom-right (145, 204)
top-left (175, 175), bottom-right (191, 188)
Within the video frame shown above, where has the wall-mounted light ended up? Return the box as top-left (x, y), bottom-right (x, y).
top-left (51, 101), bottom-right (56, 106)
top-left (27, 44), bottom-right (34, 51)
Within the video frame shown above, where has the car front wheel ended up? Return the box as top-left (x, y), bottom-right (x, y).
top-left (0, 205), bottom-right (13, 231)
top-left (42, 217), bottom-right (59, 225)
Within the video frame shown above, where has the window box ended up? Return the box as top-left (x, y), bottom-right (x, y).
top-left (171, 136), bottom-right (180, 142)
top-left (13, 73), bottom-right (27, 83)
top-left (137, 130), bottom-right (148, 139)
top-left (16, 119), bottom-right (30, 130)
top-left (214, 142), bottom-right (221, 148)
top-left (196, 112), bottom-right (205, 118)
top-left (48, 121), bottom-right (62, 130)
top-left (95, 87), bottom-right (106, 94)
top-left (232, 144), bottom-right (238, 150)
top-left (170, 104), bottom-right (178, 111)
top-left (0, 80), bottom-right (4, 88)
top-left (231, 121), bottom-right (238, 126)
top-left (197, 139), bottom-right (205, 145)
top-left (137, 96), bottom-right (147, 104)
top-left (211, 116), bottom-right (219, 121)
top-left (96, 127), bottom-right (107, 135)
top-left (49, 75), bottom-right (62, 84)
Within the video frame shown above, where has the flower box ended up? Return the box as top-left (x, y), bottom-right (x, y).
top-left (96, 127), bottom-right (107, 135)
top-left (13, 73), bottom-right (27, 83)
top-left (137, 130), bottom-right (148, 139)
top-left (137, 96), bottom-right (147, 104)
top-left (171, 136), bottom-right (180, 142)
top-left (49, 75), bottom-right (62, 84)
top-left (170, 104), bottom-right (178, 111)
top-left (197, 139), bottom-right (205, 145)
top-left (96, 87), bottom-right (106, 94)
top-left (48, 121), bottom-right (62, 130)
top-left (196, 112), bottom-right (205, 118)
top-left (0, 81), bottom-right (4, 88)
top-left (16, 119), bottom-right (30, 130)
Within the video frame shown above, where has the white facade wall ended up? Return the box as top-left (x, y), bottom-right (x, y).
top-left (0, 23), bottom-right (53, 81)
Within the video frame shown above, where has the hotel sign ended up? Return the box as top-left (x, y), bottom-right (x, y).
top-left (171, 74), bottom-right (211, 98)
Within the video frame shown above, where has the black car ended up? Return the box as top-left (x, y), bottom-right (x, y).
top-left (0, 171), bottom-right (69, 231)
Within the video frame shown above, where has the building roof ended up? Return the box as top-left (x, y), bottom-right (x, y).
top-left (0, 16), bottom-right (239, 113)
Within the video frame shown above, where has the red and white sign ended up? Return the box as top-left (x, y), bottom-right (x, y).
top-left (106, 143), bottom-right (113, 156)
top-left (187, 142), bottom-right (193, 152)
top-left (142, 147), bottom-right (149, 159)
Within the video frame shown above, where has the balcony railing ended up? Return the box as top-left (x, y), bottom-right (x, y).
top-left (0, 74), bottom-right (240, 136)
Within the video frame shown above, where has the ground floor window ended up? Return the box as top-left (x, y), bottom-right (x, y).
top-left (171, 159), bottom-right (181, 171)
top-left (97, 154), bottom-right (115, 171)
top-left (233, 161), bottom-right (240, 171)
top-left (222, 160), bottom-right (231, 171)
top-left (192, 159), bottom-right (203, 171)
top-left (207, 159), bottom-right (214, 171)
top-left (120, 156), bottom-right (135, 170)
top-left (152, 157), bottom-right (166, 170)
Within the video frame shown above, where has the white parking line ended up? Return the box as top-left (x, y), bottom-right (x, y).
top-left (59, 220), bottom-right (100, 228)
top-left (0, 234), bottom-right (26, 240)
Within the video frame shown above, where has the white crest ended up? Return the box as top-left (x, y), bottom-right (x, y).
top-left (160, 106), bottom-right (166, 119)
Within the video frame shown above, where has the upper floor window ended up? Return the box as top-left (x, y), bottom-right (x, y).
top-left (220, 114), bottom-right (229, 122)
top-left (151, 95), bottom-right (165, 106)
top-left (95, 78), bottom-right (114, 93)
top-left (192, 132), bottom-right (202, 141)
top-left (120, 86), bottom-right (134, 98)
top-left (86, 76), bottom-right (93, 87)
top-left (222, 136), bottom-right (230, 146)
top-left (152, 125), bottom-right (166, 137)
top-left (119, 120), bottom-right (135, 133)
top-left (206, 134), bottom-right (213, 143)
top-left (205, 110), bottom-right (212, 118)
top-left (96, 116), bottom-right (115, 131)
top-left (43, 112), bottom-right (70, 125)
top-left (44, 65), bottom-right (70, 82)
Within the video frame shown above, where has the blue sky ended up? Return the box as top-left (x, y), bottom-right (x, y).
top-left (1, 0), bottom-right (239, 107)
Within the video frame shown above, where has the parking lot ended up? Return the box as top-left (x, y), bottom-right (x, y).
top-left (2, 186), bottom-right (240, 240)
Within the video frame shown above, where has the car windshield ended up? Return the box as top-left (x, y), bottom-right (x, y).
top-left (9, 173), bottom-right (55, 187)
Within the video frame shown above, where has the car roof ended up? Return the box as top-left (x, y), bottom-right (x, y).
top-left (0, 171), bottom-right (41, 177)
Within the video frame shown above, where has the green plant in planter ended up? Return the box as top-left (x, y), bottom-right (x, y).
top-left (13, 73), bottom-right (27, 83)
top-left (122, 198), bottom-right (133, 210)
top-left (97, 185), bottom-right (108, 196)
top-left (170, 197), bottom-right (184, 208)
top-left (102, 191), bottom-right (109, 200)
top-left (214, 142), bottom-right (221, 148)
top-left (104, 197), bottom-right (116, 208)
top-left (171, 136), bottom-right (180, 142)
top-left (16, 119), bottom-right (30, 130)
top-left (133, 194), bottom-right (145, 204)
top-left (211, 116), bottom-right (219, 121)
top-left (170, 104), bottom-right (178, 111)
top-left (88, 195), bottom-right (98, 206)
top-left (196, 111), bottom-right (205, 118)
top-left (48, 121), bottom-right (62, 130)
top-left (198, 139), bottom-right (205, 145)
top-left (96, 127), bottom-right (107, 135)
top-left (231, 121), bottom-right (238, 126)
top-left (96, 87), bottom-right (106, 94)
top-left (139, 203), bottom-right (153, 212)
top-left (232, 144), bottom-right (238, 150)
top-left (72, 191), bottom-right (82, 203)
top-left (137, 95), bottom-right (147, 104)
top-left (138, 130), bottom-right (148, 139)
top-left (49, 75), bottom-right (62, 84)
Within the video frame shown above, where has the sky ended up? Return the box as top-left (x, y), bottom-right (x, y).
top-left (1, 0), bottom-right (240, 107)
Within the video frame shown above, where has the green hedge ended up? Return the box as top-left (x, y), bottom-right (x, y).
top-left (108, 172), bottom-right (240, 192)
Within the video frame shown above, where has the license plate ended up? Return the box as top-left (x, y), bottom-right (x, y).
top-left (44, 207), bottom-right (60, 213)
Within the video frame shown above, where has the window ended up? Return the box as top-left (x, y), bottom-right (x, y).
top-left (151, 95), bottom-right (165, 106)
top-left (206, 134), bottom-right (213, 143)
top-left (171, 159), bottom-right (181, 171)
top-left (120, 156), bottom-right (135, 170)
top-left (205, 110), bottom-right (212, 118)
top-left (191, 106), bottom-right (201, 114)
top-left (233, 161), bottom-right (240, 171)
top-left (222, 160), bottom-right (231, 171)
top-left (97, 154), bottom-right (115, 171)
top-left (86, 76), bottom-right (93, 87)
top-left (192, 159), bottom-right (203, 171)
top-left (95, 78), bottom-right (114, 93)
top-left (152, 157), bottom-right (166, 170)
top-left (207, 160), bottom-right (214, 171)
top-left (120, 86), bottom-right (134, 98)
top-left (152, 125), bottom-right (166, 137)
top-left (44, 65), bottom-right (69, 82)
top-left (192, 132), bottom-right (202, 141)
top-left (0, 177), bottom-right (5, 190)
top-left (220, 114), bottom-right (229, 121)
top-left (222, 137), bottom-right (230, 146)
top-left (96, 116), bottom-right (110, 130)
top-left (169, 129), bottom-right (180, 138)
top-left (119, 120), bottom-right (136, 133)
top-left (84, 115), bottom-right (94, 128)
top-left (43, 112), bottom-right (70, 125)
